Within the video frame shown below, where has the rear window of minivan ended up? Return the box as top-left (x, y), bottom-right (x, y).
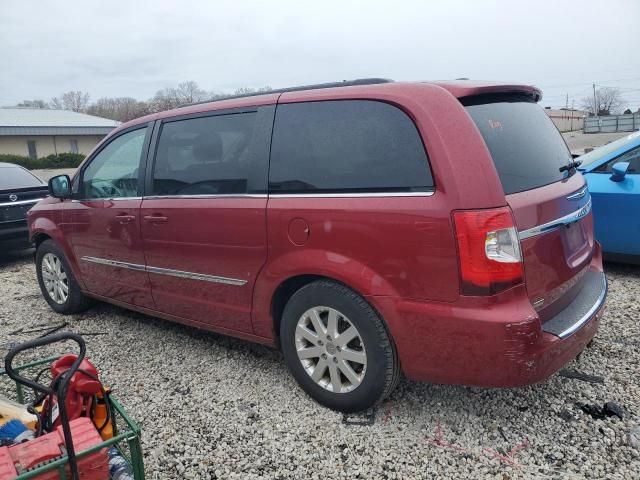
top-left (269, 100), bottom-right (433, 193)
top-left (464, 95), bottom-right (573, 195)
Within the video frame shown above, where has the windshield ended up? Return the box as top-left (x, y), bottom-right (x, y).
top-left (464, 96), bottom-right (573, 195)
top-left (578, 131), bottom-right (640, 168)
top-left (0, 165), bottom-right (43, 190)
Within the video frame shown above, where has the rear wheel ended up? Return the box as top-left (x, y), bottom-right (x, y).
top-left (36, 240), bottom-right (93, 314)
top-left (280, 280), bottom-right (400, 412)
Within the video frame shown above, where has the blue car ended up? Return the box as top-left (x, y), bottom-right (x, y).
top-left (578, 131), bottom-right (640, 262)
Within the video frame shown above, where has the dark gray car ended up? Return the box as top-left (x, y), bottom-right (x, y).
top-left (0, 163), bottom-right (48, 249)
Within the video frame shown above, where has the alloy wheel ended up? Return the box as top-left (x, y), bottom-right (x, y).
top-left (294, 306), bottom-right (367, 393)
top-left (41, 252), bottom-right (69, 304)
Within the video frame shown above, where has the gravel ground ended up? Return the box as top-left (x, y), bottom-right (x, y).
top-left (0, 249), bottom-right (638, 479)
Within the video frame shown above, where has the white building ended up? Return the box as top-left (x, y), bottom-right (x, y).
top-left (0, 108), bottom-right (119, 158)
top-left (544, 108), bottom-right (586, 133)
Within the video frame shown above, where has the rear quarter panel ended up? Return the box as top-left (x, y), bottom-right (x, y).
top-left (252, 83), bottom-right (510, 339)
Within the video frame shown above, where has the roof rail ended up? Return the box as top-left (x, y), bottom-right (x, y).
top-left (183, 78), bottom-right (394, 107)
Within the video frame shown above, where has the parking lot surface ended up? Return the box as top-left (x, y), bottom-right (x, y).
top-left (562, 132), bottom-right (630, 156)
top-left (0, 250), bottom-right (638, 479)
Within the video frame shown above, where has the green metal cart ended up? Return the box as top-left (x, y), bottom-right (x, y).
top-left (1, 352), bottom-right (145, 479)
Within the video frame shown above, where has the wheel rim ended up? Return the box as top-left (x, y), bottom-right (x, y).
top-left (294, 306), bottom-right (367, 393)
top-left (41, 253), bottom-right (69, 304)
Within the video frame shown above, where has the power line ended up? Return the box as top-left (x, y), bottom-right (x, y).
top-left (536, 76), bottom-right (640, 89)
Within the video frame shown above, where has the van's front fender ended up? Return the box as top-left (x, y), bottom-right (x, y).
top-left (29, 211), bottom-right (86, 290)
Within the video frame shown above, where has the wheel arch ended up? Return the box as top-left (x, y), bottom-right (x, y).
top-left (252, 249), bottom-right (401, 342)
top-left (30, 220), bottom-right (85, 290)
top-left (32, 231), bottom-right (52, 248)
top-left (264, 273), bottom-right (398, 352)
top-left (270, 274), bottom-right (336, 347)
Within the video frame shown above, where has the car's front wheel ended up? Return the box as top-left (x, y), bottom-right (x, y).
top-left (280, 280), bottom-right (400, 412)
top-left (36, 239), bottom-right (93, 314)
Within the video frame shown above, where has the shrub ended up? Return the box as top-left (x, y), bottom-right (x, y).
top-left (0, 152), bottom-right (85, 170)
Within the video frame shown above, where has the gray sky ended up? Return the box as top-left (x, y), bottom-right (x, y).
top-left (1, 0), bottom-right (639, 109)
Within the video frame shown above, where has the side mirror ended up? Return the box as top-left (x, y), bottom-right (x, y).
top-left (48, 174), bottom-right (72, 198)
top-left (610, 162), bottom-right (630, 182)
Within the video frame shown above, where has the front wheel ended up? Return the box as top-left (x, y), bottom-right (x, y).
top-left (36, 239), bottom-right (93, 314)
top-left (280, 280), bottom-right (400, 412)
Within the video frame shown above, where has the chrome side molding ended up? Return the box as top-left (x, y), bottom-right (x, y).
top-left (518, 197), bottom-right (592, 240)
top-left (268, 191), bottom-right (435, 198)
top-left (145, 265), bottom-right (247, 286)
top-left (80, 256), bottom-right (247, 286)
top-left (81, 256), bottom-right (146, 271)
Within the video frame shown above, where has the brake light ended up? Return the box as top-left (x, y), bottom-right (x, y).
top-left (453, 207), bottom-right (523, 295)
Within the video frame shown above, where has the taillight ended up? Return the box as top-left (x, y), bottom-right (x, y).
top-left (453, 207), bottom-right (523, 295)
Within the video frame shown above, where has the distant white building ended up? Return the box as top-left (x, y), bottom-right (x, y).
top-left (544, 107), bottom-right (586, 133)
top-left (0, 108), bottom-right (119, 158)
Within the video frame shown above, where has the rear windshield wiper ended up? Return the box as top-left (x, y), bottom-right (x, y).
top-left (559, 160), bottom-right (582, 173)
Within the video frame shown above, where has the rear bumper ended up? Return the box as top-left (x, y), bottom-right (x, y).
top-left (370, 248), bottom-right (606, 387)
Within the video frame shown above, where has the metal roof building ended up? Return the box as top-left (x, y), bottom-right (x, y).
top-left (0, 108), bottom-right (119, 159)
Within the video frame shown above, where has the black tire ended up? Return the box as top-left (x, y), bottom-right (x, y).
top-left (280, 280), bottom-right (400, 412)
top-left (36, 239), bottom-right (93, 314)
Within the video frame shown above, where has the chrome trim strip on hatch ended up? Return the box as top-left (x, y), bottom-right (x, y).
top-left (80, 256), bottom-right (247, 286)
top-left (0, 197), bottom-right (45, 207)
top-left (557, 273), bottom-right (607, 339)
top-left (518, 197), bottom-right (592, 240)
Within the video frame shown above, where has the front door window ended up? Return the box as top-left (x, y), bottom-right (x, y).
top-left (81, 128), bottom-right (147, 199)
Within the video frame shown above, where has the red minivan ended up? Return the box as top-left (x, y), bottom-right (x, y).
top-left (28, 79), bottom-right (606, 412)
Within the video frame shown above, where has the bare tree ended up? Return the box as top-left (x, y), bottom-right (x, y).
top-left (61, 91), bottom-right (91, 112)
top-left (39, 82), bottom-right (275, 117)
top-left (176, 81), bottom-right (208, 104)
top-left (233, 86), bottom-right (273, 96)
top-left (49, 96), bottom-right (63, 110)
top-left (87, 97), bottom-right (150, 122)
top-left (581, 87), bottom-right (625, 116)
top-left (149, 81), bottom-right (212, 112)
top-left (15, 99), bottom-right (49, 109)
top-left (49, 91), bottom-right (90, 112)
top-left (149, 87), bottom-right (181, 112)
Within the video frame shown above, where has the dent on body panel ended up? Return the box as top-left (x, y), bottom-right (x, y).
top-left (502, 316), bottom-right (540, 374)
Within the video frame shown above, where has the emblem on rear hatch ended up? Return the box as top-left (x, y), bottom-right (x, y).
top-left (9, 194), bottom-right (18, 202)
top-left (576, 204), bottom-right (589, 219)
top-left (566, 186), bottom-right (587, 200)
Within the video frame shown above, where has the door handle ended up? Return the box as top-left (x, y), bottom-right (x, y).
top-left (143, 214), bottom-right (168, 224)
top-left (115, 214), bottom-right (136, 224)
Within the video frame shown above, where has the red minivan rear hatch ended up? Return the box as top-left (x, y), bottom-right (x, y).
top-left (463, 93), bottom-right (603, 335)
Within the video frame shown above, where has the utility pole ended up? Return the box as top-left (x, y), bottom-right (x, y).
top-left (571, 99), bottom-right (575, 131)
top-left (565, 93), bottom-right (569, 131)
top-left (593, 83), bottom-right (598, 116)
